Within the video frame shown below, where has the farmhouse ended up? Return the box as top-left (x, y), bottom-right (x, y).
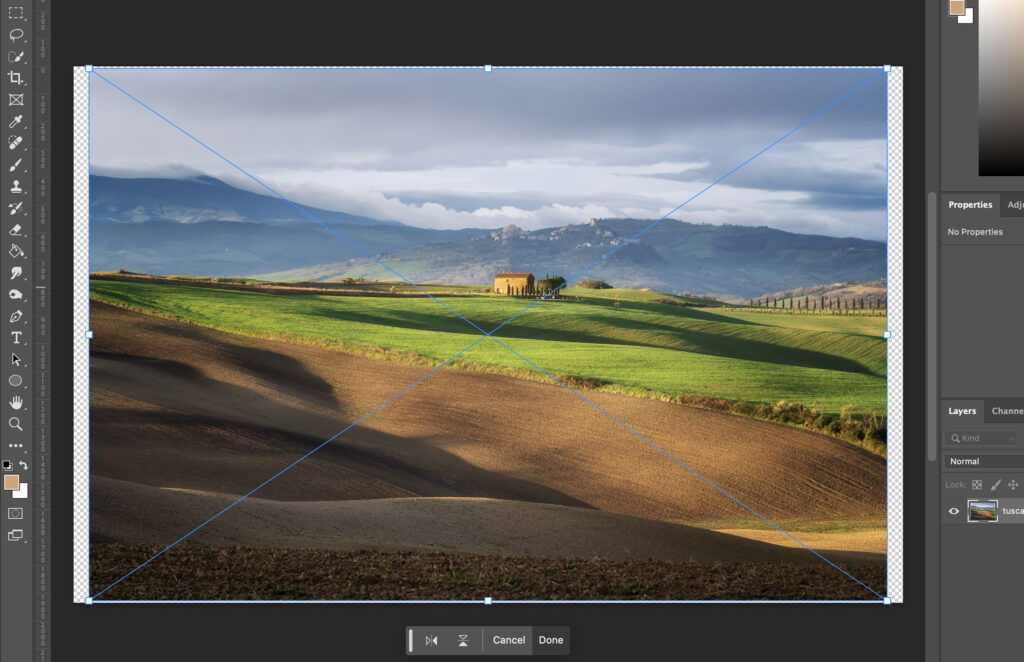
top-left (494, 272), bottom-right (534, 295)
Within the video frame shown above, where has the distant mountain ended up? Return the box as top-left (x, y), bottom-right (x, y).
top-left (259, 219), bottom-right (886, 301)
top-left (88, 175), bottom-right (485, 276)
top-left (89, 176), bottom-right (885, 299)
top-left (90, 174), bottom-right (395, 227)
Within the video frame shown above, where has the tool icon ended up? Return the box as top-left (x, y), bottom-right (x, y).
top-left (7, 50), bottom-right (24, 63)
top-left (9, 288), bottom-right (22, 299)
top-left (10, 179), bottom-right (21, 193)
top-left (11, 353), bottom-right (20, 367)
top-left (8, 93), bottom-right (23, 106)
top-left (9, 156), bottom-right (21, 171)
top-left (8, 114), bottom-right (21, 128)
top-left (9, 27), bottom-right (24, 43)
top-left (6, 70), bottom-right (23, 86)
top-left (9, 201), bottom-right (23, 215)
top-left (990, 479), bottom-right (1003, 491)
top-left (9, 223), bottom-right (22, 235)
top-left (8, 134), bottom-right (22, 149)
top-left (10, 265), bottom-right (21, 278)
top-left (8, 396), bottom-right (22, 410)
top-left (9, 309), bottom-right (22, 323)
top-left (8, 417), bottom-right (23, 431)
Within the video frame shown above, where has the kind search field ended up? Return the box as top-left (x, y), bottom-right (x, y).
top-left (943, 430), bottom-right (1016, 446)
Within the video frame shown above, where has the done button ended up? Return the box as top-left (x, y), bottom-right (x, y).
top-left (534, 627), bottom-right (571, 656)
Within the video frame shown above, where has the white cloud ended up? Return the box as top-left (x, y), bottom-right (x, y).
top-left (89, 68), bottom-right (887, 239)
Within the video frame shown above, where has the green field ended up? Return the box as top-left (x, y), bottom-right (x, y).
top-left (90, 279), bottom-right (886, 416)
top-left (560, 287), bottom-right (723, 307)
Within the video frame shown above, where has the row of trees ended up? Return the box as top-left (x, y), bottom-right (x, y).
top-left (748, 295), bottom-right (887, 312)
top-left (745, 295), bottom-right (888, 315)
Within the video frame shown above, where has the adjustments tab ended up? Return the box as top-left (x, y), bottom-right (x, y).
top-left (1001, 193), bottom-right (1024, 217)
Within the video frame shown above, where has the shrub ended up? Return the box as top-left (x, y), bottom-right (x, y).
top-left (575, 279), bottom-right (613, 289)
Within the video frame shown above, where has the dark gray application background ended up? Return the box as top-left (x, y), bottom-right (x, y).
top-left (45, 1), bottom-right (929, 661)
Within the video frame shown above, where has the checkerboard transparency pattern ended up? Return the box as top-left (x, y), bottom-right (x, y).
top-left (71, 66), bottom-right (905, 603)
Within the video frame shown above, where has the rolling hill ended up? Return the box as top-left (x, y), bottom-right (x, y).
top-left (88, 287), bottom-right (888, 600)
top-left (90, 278), bottom-right (887, 415)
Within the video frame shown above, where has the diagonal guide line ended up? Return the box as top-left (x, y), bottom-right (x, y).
top-left (91, 70), bottom-right (885, 598)
top-left (483, 334), bottom-right (884, 598)
top-left (89, 70), bottom-right (491, 338)
top-left (91, 334), bottom-right (492, 598)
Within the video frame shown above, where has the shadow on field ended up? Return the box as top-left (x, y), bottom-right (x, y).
top-left (90, 350), bottom-right (594, 509)
top-left (584, 314), bottom-right (877, 376)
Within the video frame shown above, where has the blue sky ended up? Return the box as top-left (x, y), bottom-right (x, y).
top-left (90, 68), bottom-right (888, 239)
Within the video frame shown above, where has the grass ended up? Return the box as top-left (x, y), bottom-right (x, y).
top-left (561, 286), bottom-right (723, 307)
top-left (91, 272), bottom-right (491, 295)
top-left (90, 277), bottom-right (886, 418)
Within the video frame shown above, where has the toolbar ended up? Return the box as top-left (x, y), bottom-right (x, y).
top-left (1, 2), bottom-right (50, 661)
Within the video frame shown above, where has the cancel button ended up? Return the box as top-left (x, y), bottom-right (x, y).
top-left (986, 399), bottom-right (1024, 423)
top-left (483, 627), bottom-right (531, 655)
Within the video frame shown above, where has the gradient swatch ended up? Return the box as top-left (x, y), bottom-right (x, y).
top-left (979, 0), bottom-right (1024, 176)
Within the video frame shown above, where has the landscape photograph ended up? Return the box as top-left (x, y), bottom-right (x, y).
top-left (86, 68), bottom-right (890, 600)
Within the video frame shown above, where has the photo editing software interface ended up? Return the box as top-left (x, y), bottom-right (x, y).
top-left (0, 2), bottom-right (1020, 660)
